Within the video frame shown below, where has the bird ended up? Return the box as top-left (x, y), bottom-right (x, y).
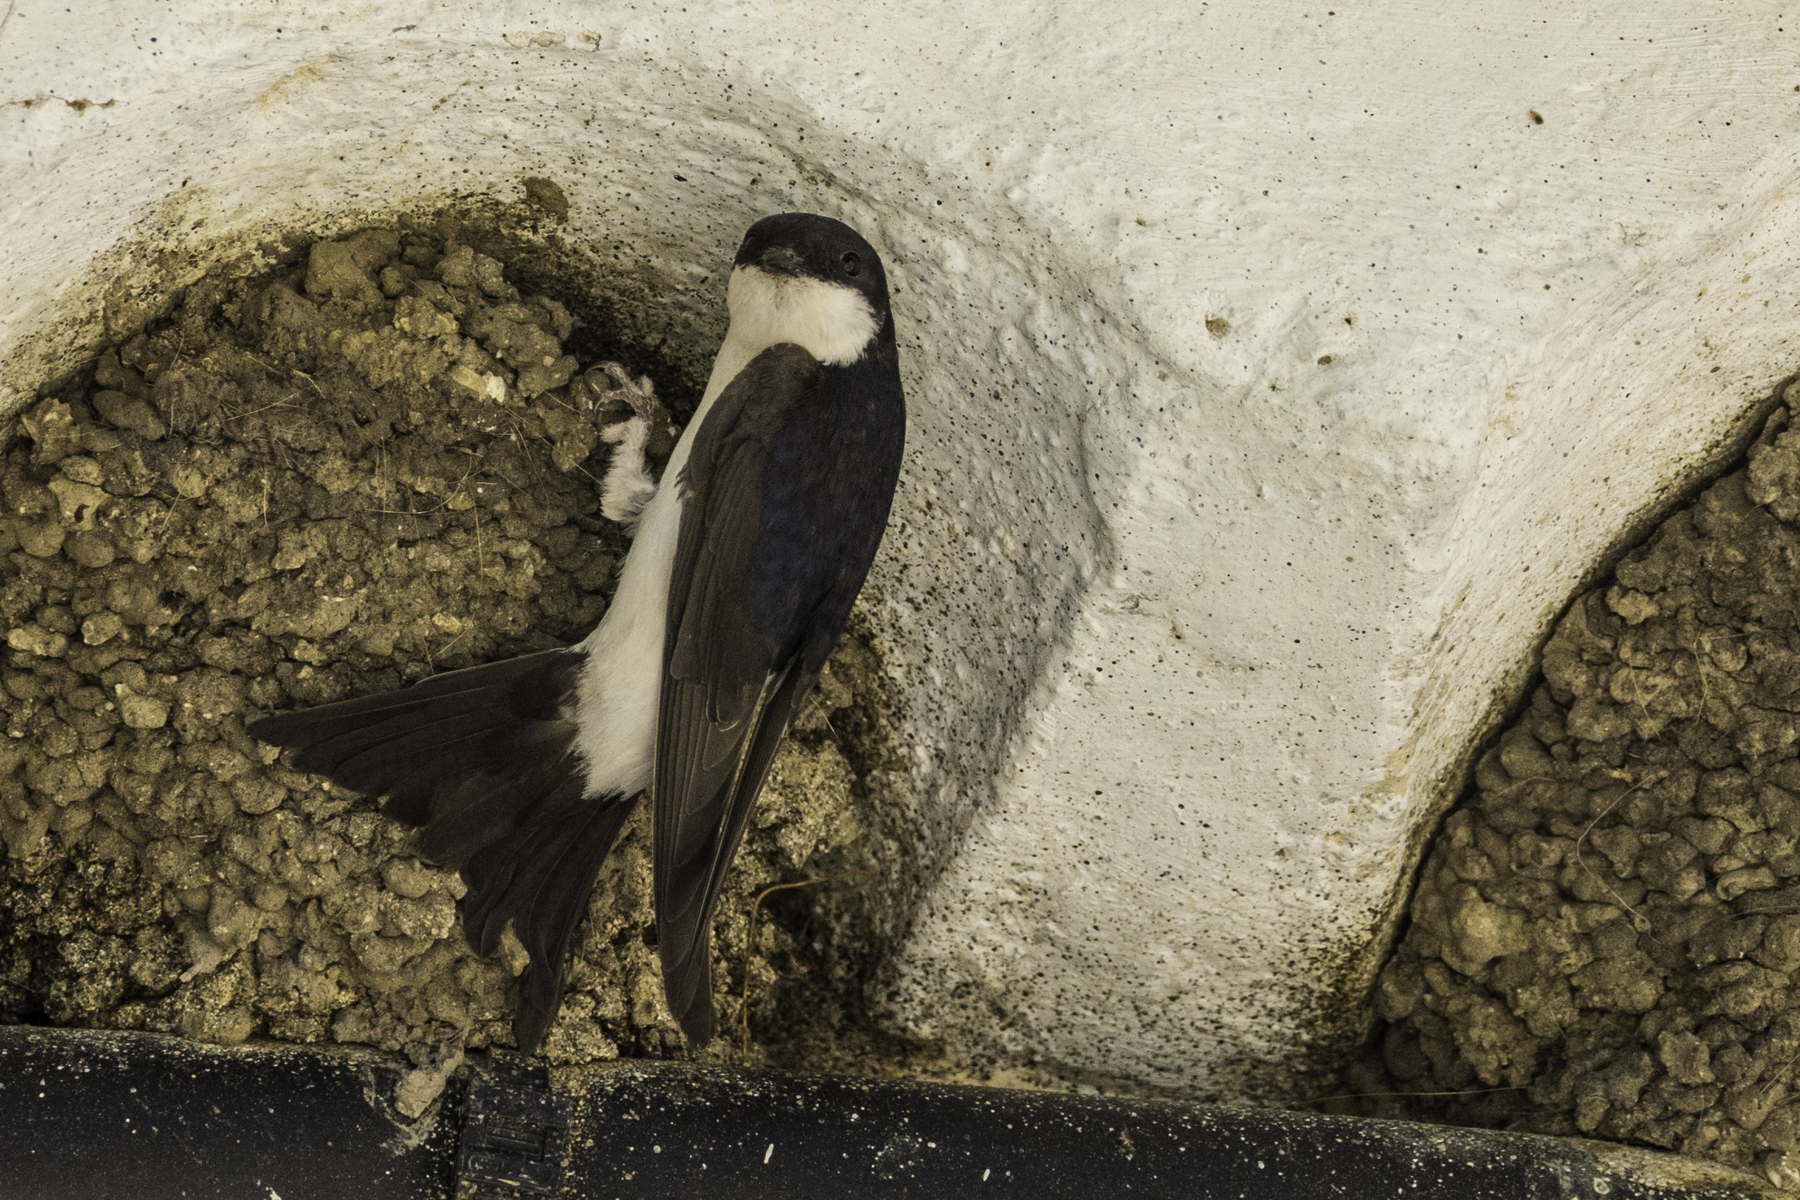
top-left (247, 212), bottom-right (907, 1052)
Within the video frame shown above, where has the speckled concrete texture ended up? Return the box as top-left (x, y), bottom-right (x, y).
top-left (7, 1), bottom-right (1800, 1098)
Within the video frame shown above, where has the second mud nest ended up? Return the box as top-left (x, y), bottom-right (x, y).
top-left (1349, 397), bottom-right (1800, 1185)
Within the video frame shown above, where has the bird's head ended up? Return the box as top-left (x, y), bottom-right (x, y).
top-left (725, 213), bottom-right (892, 367)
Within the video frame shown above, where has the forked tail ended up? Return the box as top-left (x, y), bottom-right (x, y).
top-left (247, 649), bottom-right (637, 1052)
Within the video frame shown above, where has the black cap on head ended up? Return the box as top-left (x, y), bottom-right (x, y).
top-left (735, 213), bottom-right (891, 312)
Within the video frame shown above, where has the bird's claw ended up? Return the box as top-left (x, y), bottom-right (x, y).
top-left (597, 362), bottom-right (660, 425)
top-left (592, 362), bottom-right (664, 533)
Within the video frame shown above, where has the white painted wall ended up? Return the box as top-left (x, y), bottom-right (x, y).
top-left (6, 0), bottom-right (1800, 1094)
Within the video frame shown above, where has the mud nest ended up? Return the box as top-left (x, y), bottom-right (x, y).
top-left (1347, 397), bottom-right (1800, 1184)
top-left (0, 222), bottom-right (912, 1114)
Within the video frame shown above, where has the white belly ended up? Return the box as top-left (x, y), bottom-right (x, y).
top-left (569, 316), bottom-right (757, 795)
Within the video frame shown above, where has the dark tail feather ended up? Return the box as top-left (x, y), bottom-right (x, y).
top-left (247, 648), bottom-right (633, 1052)
top-left (247, 649), bottom-right (584, 828)
top-left (462, 787), bottom-right (640, 1052)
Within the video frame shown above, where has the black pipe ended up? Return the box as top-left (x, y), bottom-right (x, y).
top-left (556, 1060), bottom-right (1771, 1199)
top-left (0, 1025), bottom-right (456, 1198)
top-left (0, 1026), bottom-right (1776, 1199)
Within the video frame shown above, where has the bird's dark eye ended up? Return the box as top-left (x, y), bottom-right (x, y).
top-left (840, 251), bottom-right (862, 276)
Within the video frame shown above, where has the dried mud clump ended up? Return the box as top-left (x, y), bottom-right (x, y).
top-left (1350, 402), bottom-right (1800, 1185)
top-left (0, 225), bottom-right (911, 1109)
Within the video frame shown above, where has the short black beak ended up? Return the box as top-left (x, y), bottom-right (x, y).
top-left (757, 245), bottom-right (805, 276)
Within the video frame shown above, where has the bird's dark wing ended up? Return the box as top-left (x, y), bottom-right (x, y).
top-left (247, 649), bottom-right (636, 1052)
top-left (652, 339), bottom-right (908, 1045)
top-left (653, 346), bottom-right (815, 1043)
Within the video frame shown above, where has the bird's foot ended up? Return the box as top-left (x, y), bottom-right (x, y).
top-left (592, 363), bottom-right (669, 534)
top-left (595, 362), bottom-right (661, 425)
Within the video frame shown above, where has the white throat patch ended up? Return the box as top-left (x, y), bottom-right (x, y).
top-left (712, 264), bottom-right (879, 384)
